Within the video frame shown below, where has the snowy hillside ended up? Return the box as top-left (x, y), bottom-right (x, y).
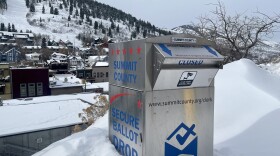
top-left (0, 0), bottom-right (82, 46)
top-left (0, 0), bottom-right (169, 47)
top-left (33, 59), bottom-right (280, 156)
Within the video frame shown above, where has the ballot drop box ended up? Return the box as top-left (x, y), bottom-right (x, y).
top-left (109, 34), bottom-right (224, 156)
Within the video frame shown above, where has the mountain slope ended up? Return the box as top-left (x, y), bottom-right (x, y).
top-left (0, 0), bottom-right (170, 47)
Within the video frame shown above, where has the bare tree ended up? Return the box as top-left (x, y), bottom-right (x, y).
top-left (194, 1), bottom-right (280, 63)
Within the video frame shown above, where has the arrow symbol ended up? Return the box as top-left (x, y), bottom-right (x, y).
top-left (159, 44), bottom-right (172, 56)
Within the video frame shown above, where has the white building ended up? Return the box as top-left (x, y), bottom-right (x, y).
top-left (25, 52), bottom-right (41, 61)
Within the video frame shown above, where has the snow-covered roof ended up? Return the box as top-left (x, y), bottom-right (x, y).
top-left (88, 55), bottom-right (107, 64)
top-left (25, 52), bottom-right (41, 57)
top-left (0, 31), bottom-right (13, 36)
top-left (103, 48), bottom-right (109, 52)
top-left (52, 52), bottom-right (67, 56)
top-left (95, 62), bottom-right (109, 67)
top-left (48, 46), bottom-right (68, 49)
top-left (80, 47), bottom-right (91, 51)
top-left (22, 46), bottom-right (42, 49)
top-left (85, 82), bottom-right (109, 92)
top-left (14, 34), bottom-right (28, 39)
top-left (0, 93), bottom-right (100, 137)
top-left (0, 43), bottom-right (17, 46)
top-left (4, 48), bottom-right (21, 54)
top-left (68, 56), bottom-right (82, 60)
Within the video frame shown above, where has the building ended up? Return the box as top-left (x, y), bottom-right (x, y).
top-left (10, 68), bottom-right (50, 99)
top-left (49, 74), bottom-right (83, 95)
top-left (25, 52), bottom-right (41, 62)
top-left (92, 62), bottom-right (109, 83)
top-left (0, 31), bottom-right (34, 45)
top-left (0, 93), bottom-right (96, 156)
top-left (76, 61), bottom-right (109, 83)
top-left (0, 48), bottom-right (21, 62)
top-left (68, 56), bottom-right (82, 66)
top-left (0, 63), bottom-right (11, 100)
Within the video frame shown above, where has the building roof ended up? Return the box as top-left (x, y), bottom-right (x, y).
top-left (22, 46), bottom-right (42, 49)
top-left (25, 52), bottom-right (41, 57)
top-left (0, 93), bottom-right (102, 137)
top-left (95, 62), bottom-right (109, 67)
top-left (4, 48), bottom-right (21, 54)
top-left (14, 34), bottom-right (28, 39)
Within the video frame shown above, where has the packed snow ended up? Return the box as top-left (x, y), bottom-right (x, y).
top-left (32, 59), bottom-right (280, 156)
top-left (0, 93), bottom-right (102, 137)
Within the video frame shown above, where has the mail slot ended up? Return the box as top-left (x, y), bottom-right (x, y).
top-left (109, 34), bottom-right (224, 156)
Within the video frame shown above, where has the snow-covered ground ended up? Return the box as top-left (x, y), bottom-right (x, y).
top-left (0, 93), bottom-right (101, 137)
top-left (32, 59), bottom-right (280, 156)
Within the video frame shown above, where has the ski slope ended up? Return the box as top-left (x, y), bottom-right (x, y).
top-left (33, 59), bottom-right (280, 156)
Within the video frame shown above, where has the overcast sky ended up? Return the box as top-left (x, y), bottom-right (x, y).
top-left (97, 0), bottom-right (280, 41)
top-left (97, 0), bottom-right (280, 27)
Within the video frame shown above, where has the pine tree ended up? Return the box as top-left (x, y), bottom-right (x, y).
top-left (30, 3), bottom-right (35, 12)
top-left (69, 4), bottom-right (73, 15)
top-left (116, 24), bottom-right (120, 33)
top-left (59, 3), bottom-right (63, 9)
top-left (7, 23), bottom-right (11, 32)
top-left (75, 9), bottom-right (78, 16)
top-left (94, 21), bottom-right (98, 29)
top-left (86, 15), bottom-right (90, 22)
top-left (68, 15), bottom-right (71, 21)
top-left (111, 21), bottom-right (115, 29)
top-left (131, 31), bottom-right (137, 38)
top-left (49, 1), bottom-right (51, 7)
top-left (54, 8), bottom-right (59, 15)
top-left (0, 23), bottom-right (5, 31)
top-left (11, 24), bottom-right (16, 32)
top-left (25, 0), bottom-right (29, 7)
top-left (102, 28), bottom-right (106, 34)
top-left (40, 17), bottom-right (42, 22)
top-left (108, 28), bottom-right (112, 38)
top-left (136, 25), bottom-right (140, 34)
top-left (42, 5), bottom-right (45, 14)
top-left (89, 19), bottom-right (92, 26)
top-left (0, 0), bottom-right (7, 10)
top-left (99, 22), bottom-right (103, 29)
top-left (41, 37), bottom-right (47, 48)
top-left (80, 8), bottom-right (84, 19)
top-left (62, 0), bottom-right (67, 8)
top-left (143, 29), bottom-right (147, 38)
top-left (50, 6), bottom-right (53, 14)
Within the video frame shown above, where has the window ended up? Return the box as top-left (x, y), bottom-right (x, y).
top-left (37, 83), bottom-right (43, 96)
top-left (20, 83), bottom-right (27, 97)
top-left (86, 72), bottom-right (91, 78)
top-left (93, 72), bottom-right (96, 78)
top-left (100, 72), bottom-right (104, 78)
top-left (97, 72), bottom-right (99, 78)
top-left (0, 70), bottom-right (4, 76)
top-left (106, 72), bottom-right (109, 77)
top-left (0, 84), bottom-right (5, 94)
top-left (79, 73), bottom-right (84, 78)
top-left (28, 83), bottom-right (35, 97)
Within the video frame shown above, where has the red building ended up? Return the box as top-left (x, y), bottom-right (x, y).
top-left (11, 68), bottom-right (50, 99)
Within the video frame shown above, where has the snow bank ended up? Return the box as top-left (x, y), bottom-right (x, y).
top-left (214, 59), bottom-right (280, 144)
top-left (33, 59), bottom-right (280, 156)
top-left (33, 113), bottom-right (120, 156)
